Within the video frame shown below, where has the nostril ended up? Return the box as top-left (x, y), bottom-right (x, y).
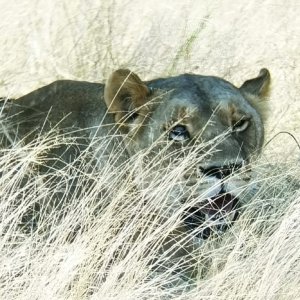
top-left (221, 167), bottom-right (231, 177)
top-left (202, 166), bottom-right (223, 179)
top-left (200, 161), bottom-right (245, 179)
top-left (222, 162), bottom-right (243, 177)
top-left (229, 162), bottom-right (243, 171)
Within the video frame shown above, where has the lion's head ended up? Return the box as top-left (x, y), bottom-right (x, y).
top-left (104, 68), bottom-right (270, 237)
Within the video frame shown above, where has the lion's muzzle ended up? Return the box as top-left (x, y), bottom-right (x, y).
top-left (183, 160), bottom-right (248, 239)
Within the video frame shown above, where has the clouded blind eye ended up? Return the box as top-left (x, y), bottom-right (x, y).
top-left (168, 125), bottom-right (190, 141)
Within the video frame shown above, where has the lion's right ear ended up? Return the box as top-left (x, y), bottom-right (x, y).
top-left (104, 69), bottom-right (150, 126)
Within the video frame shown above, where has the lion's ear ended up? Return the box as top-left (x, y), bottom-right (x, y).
top-left (239, 68), bottom-right (271, 99)
top-left (104, 69), bottom-right (150, 125)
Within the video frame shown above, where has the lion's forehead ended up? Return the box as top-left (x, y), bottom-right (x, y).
top-left (149, 74), bottom-right (249, 113)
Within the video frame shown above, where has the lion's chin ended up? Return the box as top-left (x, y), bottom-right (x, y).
top-left (183, 192), bottom-right (239, 239)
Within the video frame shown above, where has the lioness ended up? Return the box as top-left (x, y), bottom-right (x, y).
top-left (0, 68), bottom-right (270, 239)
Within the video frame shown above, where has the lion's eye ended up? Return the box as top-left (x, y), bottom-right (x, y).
top-left (232, 118), bottom-right (250, 132)
top-left (169, 125), bottom-right (190, 141)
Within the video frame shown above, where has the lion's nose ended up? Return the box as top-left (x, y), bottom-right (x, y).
top-left (199, 161), bottom-right (244, 179)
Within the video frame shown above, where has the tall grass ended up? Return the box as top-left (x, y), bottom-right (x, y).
top-left (1, 0), bottom-right (300, 299)
top-left (0, 114), bottom-right (299, 299)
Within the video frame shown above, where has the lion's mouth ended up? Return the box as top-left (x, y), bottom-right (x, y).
top-left (183, 192), bottom-right (239, 239)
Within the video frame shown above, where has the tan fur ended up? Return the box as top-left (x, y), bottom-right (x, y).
top-left (104, 69), bottom-right (150, 125)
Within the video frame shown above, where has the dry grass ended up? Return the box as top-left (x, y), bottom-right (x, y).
top-left (1, 1), bottom-right (300, 299)
top-left (0, 126), bottom-right (299, 300)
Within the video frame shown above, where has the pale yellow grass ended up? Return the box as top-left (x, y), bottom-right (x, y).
top-left (0, 1), bottom-right (300, 299)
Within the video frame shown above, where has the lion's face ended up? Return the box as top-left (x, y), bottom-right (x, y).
top-left (104, 68), bottom-right (270, 237)
top-left (4, 68), bottom-right (270, 239)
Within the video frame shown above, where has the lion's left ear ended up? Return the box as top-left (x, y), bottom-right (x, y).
top-left (104, 69), bottom-right (150, 126)
top-left (239, 68), bottom-right (271, 99)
